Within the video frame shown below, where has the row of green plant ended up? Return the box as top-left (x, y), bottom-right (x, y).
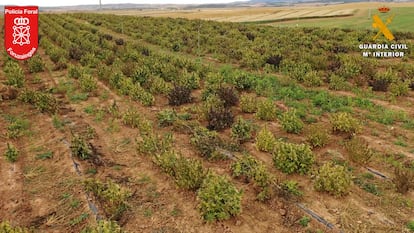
top-left (3, 60), bottom-right (25, 88)
top-left (71, 13), bottom-right (413, 95)
top-left (255, 127), bottom-right (353, 196)
top-left (134, 122), bottom-right (243, 222)
top-left (0, 221), bottom-right (29, 233)
top-left (18, 89), bottom-right (58, 113)
top-left (231, 154), bottom-right (274, 201)
top-left (81, 220), bottom-right (124, 233)
top-left (41, 14), bottom-right (414, 133)
top-left (40, 14), bottom-right (212, 108)
top-left (37, 11), bottom-right (410, 219)
top-left (83, 179), bottom-right (131, 220)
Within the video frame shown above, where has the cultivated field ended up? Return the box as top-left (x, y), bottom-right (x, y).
top-left (108, 2), bottom-right (414, 31)
top-left (1, 8), bottom-right (414, 233)
top-left (273, 6), bottom-right (414, 32)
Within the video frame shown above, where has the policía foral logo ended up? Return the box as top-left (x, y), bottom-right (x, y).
top-left (4, 6), bottom-right (39, 60)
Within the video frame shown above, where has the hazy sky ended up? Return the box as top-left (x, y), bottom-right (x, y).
top-left (4, 0), bottom-right (246, 7)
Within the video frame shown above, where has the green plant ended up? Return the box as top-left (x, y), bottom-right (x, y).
top-left (34, 92), bottom-right (58, 113)
top-left (48, 47), bottom-right (66, 63)
top-left (84, 179), bottom-right (131, 220)
top-left (17, 89), bottom-right (36, 103)
top-left (389, 80), bottom-right (410, 97)
top-left (155, 151), bottom-right (207, 190)
top-left (407, 220), bottom-right (414, 232)
top-left (272, 142), bottom-right (314, 174)
top-left (255, 127), bottom-right (276, 152)
top-left (6, 117), bottom-right (29, 139)
top-left (240, 93), bottom-right (257, 113)
top-left (402, 118), bottom-right (414, 129)
top-left (314, 162), bottom-right (352, 196)
top-left (330, 112), bottom-right (361, 136)
top-left (4, 61), bottom-right (25, 88)
top-left (197, 174), bottom-right (242, 222)
top-left (52, 114), bottom-right (65, 129)
top-left (279, 109), bottom-right (304, 134)
top-left (86, 168), bottom-right (98, 175)
top-left (148, 76), bottom-right (172, 94)
top-left (81, 220), bottom-right (124, 233)
top-left (303, 70), bottom-right (323, 87)
top-left (328, 74), bottom-right (350, 91)
top-left (231, 154), bottom-right (272, 200)
top-left (256, 99), bottom-right (277, 121)
top-left (137, 132), bottom-right (173, 155)
top-left (344, 137), bottom-right (375, 165)
top-left (230, 117), bottom-right (253, 143)
top-left (27, 55), bottom-right (45, 73)
top-left (130, 84), bottom-right (155, 106)
top-left (173, 156), bottom-right (207, 190)
top-left (70, 213), bottom-right (89, 226)
top-left (336, 55), bottom-right (361, 79)
top-left (84, 105), bottom-right (96, 114)
top-left (19, 90), bottom-right (58, 113)
top-left (0, 221), bottom-right (29, 233)
top-left (79, 74), bottom-right (97, 93)
top-left (370, 68), bottom-right (397, 92)
top-left (71, 134), bottom-right (92, 160)
top-left (36, 151), bottom-right (53, 160)
top-left (281, 180), bottom-right (303, 197)
top-left (176, 70), bottom-right (200, 89)
top-left (106, 101), bottom-right (120, 118)
top-left (170, 206), bottom-right (182, 217)
top-left (299, 216), bottom-right (311, 227)
top-left (143, 208), bottom-right (153, 217)
top-left (68, 64), bottom-right (82, 79)
top-left (168, 85), bottom-right (192, 106)
top-left (353, 174), bottom-right (380, 196)
top-left (230, 71), bottom-right (256, 90)
top-left (305, 124), bottom-right (329, 148)
top-left (282, 61), bottom-right (312, 82)
top-left (361, 182), bottom-right (381, 196)
top-left (157, 109), bottom-right (178, 127)
top-left (201, 95), bottom-right (224, 119)
top-left (80, 52), bottom-right (100, 68)
top-left (121, 109), bottom-right (141, 128)
top-left (94, 109), bottom-right (105, 122)
top-left (394, 136), bottom-right (408, 147)
top-left (4, 143), bottom-right (19, 163)
top-left (190, 127), bottom-right (221, 159)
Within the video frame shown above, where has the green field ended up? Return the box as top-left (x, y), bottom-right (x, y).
top-left (270, 7), bottom-right (414, 32)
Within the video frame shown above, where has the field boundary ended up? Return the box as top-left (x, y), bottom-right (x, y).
top-left (243, 13), bottom-right (355, 24)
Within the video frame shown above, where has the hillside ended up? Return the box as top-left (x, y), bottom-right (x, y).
top-left (1, 10), bottom-right (414, 233)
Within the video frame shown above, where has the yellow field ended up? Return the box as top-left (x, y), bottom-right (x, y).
top-left (102, 2), bottom-right (414, 23)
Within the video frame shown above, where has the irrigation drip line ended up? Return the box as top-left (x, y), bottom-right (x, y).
top-left (61, 138), bottom-right (102, 221)
top-left (296, 203), bottom-right (344, 233)
top-left (366, 167), bottom-right (389, 179)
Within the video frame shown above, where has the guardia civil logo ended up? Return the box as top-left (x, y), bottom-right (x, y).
top-left (359, 6), bottom-right (408, 58)
top-left (4, 6), bottom-right (39, 60)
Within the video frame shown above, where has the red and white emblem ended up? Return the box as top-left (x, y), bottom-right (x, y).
top-left (4, 6), bottom-right (39, 60)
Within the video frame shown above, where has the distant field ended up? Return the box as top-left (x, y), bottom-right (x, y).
top-left (272, 6), bottom-right (414, 32)
top-left (106, 2), bottom-right (414, 32)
